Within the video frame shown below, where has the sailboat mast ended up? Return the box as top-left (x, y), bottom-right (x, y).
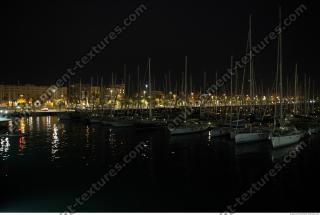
top-left (230, 56), bottom-right (233, 128)
top-left (128, 73), bottom-right (131, 100)
top-left (190, 75), bottom-right (192, 95)
top-left (79, 78), bottom-right (82, 105)
top-left (148, 58), bottom-right (152, 119)
top-left (123, 64), bottom-right (126, 85)
top-left (279, 7), bottom-right (283, 123)
top-left (184, 56), bottom-right (188, 122)
top-left (304, 74), bottom-right (307, 115)
top-left (137, 65), bottom-right (140, 108)
top-left (111, 72), bottom-right (114, 115)
top-left (294, 64), bottom-right (298, 114)
top-left (100, 76), bottom-right (103, 107)
top-left (249, 14), bottom-right (254, 113)
top-left (215, 70), bottom-right (218, 115)
top-left (312, 80), bottom-right (315, 113)
top-left (90, 77), bottom-right (93, 109)
top-left (169, 70), bottom-right (171, 93)
top-left (308, 75), bottom-right (311, 115)
top-left (203, 71), bottom-right (206, 92)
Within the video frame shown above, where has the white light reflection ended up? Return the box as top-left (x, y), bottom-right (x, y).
top-left (36, 117), bottom-right (40, 131)
top-left (140, 140), bottom-right (151, 159)
top-left (28, 117), bottom-right (33, 131)
top-left (51, 123), bottom-right (59, 159)
top-left (46, 116), bottom-right (52, 131)
top-left (0, 137), bottom-right (10, 160)
top-left (85, 126), bottom-right (90, 144)
top-left (208, 131), bottom-right (212, 142)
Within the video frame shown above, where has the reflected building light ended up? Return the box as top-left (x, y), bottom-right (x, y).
top-left (19, 119), bottom-right (26, 134)
top-left (28, 117), bottom-right (33, 131)
top-left (47, 116), bottom-right (51, 124)
top-left (46, 116), bottom-right (52, 131)
top-left (18, 136), bottom-right (25, 153)
top-left (36, 117), bottom-right (40, 131)
top-left (85, 126), bottom-right (90, 144)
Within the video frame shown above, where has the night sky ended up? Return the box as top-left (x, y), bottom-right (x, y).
top-left (4, 0), bottom-right (318, 90)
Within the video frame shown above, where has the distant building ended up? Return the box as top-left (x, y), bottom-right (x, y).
top-left (67, 83), bottom-right (126, 106)
top-left (0, 84), bottom-right (67, 107)
top-left (151, 90), bottom-right (165, 99)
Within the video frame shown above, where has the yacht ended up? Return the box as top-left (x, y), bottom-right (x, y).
top-left (270, 126), bottom-right (304, 148)
top-left (270, 7), bottom-right (304, 148)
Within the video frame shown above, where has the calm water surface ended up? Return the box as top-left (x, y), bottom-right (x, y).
top-left (1, 116), bottom-right (320, 212)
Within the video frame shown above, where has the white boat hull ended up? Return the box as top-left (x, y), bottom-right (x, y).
top-left (271, 132), bottom-right (303, 148)
top-left (170, 127), bottom-right (207, 135)
top-left (235, 132), bottom-right (269, 144)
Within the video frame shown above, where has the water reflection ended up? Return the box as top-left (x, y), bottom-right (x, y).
top-left (36, 116), bottom-right (40, 131)
top-left (0, 137), bottom-right (10, 160)
top-left (85, 125), bottom-right (90, 144)
top-left (235, 141), bottom-right (271, 157)
top-left (19, 119), bottom-right (26, 134)
top-left (51, 123), bottom-right (59, 160)
top-left (208, 130), bottom-right (212, 142)
top-left (18, 135), bottom-right (25, 154)
top-left (270, 141), bottom-right (305, 162)
top-left (1, 116), bottom-right (319, 211)
top-left (46, 116), bottom-right (52, 131)
top-left (27, 117), bottom-right (33, 131)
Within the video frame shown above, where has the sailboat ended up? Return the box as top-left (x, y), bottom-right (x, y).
top-left (234, 15), bottom-right (270, 144)
top-left (289, 65), bottom-right (319, 135)
top-left (170, 56), bottom-right (209, 135)
top-left (212, 57), bottom-right (245, 138)
top-left (270, 7), bottom-right (304, 148)
top-left (134, 58), bottom-right (167, 130)
top-left (97, 71), bottom-right (135, 127)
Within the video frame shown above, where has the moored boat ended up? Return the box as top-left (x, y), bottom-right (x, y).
top-left (169, 120), bottom-right (209, 135)
top-left (270, 127), bottom-right (304, 148)
top-left (270, 8), bottom-right (305, 149)
top-left (102, 118), bottom-right (134, 127)
top-left (235, 128), bottom-right (270, 144)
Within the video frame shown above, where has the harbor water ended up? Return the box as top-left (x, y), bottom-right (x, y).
top-left (1, 116), bottom-right (320, 212)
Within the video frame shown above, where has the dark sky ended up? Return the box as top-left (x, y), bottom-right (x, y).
top-left (3, 0), bottom-right (318, 91)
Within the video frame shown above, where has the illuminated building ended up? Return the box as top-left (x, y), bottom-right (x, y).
top-left (0, 84), bottom-right (67, 107)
